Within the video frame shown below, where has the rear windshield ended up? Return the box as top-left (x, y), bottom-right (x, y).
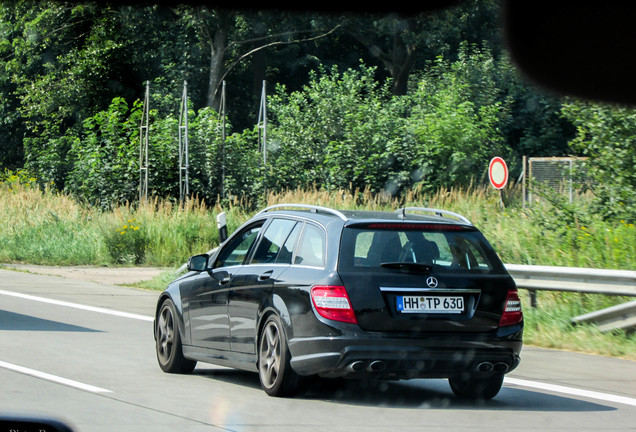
top-left (338, 224), bottom-right (505, 274)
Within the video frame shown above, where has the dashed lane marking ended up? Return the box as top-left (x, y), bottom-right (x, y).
top-left (0, 360), bottom-right (112, 393)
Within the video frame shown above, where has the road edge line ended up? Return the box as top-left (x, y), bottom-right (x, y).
top-left (505, 377), bottom-right (636, 407)
top-left (0, 289), bottom-right (154, 322)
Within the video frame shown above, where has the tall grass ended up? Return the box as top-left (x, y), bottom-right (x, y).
top-left (1, 179), bottom-right (634, 270)
top-left (521, 292), bottom-right (636, 359)
top-left (0, 179), bottom-right (221, 266)
top-left (0, 179), bottom-right (105, 265)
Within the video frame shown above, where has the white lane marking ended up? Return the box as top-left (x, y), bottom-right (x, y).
top-left (0, 360), bottom-right (112, 393)
top-left (0, 289), bottom-right (154, 322)
top-left (505, 377), bottom-right (636, 407)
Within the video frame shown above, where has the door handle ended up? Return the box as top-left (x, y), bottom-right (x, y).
top-left (258, 270), bottom-right (274, 281)
top-left (220, 275), bottom-right (232, 285)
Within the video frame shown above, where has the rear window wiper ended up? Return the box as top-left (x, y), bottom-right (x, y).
top-left (380, 262), bottom-right (433, 273)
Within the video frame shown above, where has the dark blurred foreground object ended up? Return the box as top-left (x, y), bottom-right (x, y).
top-left (503, 1), bottom-right (636, 106)
top-left (0, 416), bottom-right (74, 432)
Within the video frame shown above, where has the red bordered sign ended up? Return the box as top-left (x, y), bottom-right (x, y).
top-left (488, 157), bottom-right (508, 189)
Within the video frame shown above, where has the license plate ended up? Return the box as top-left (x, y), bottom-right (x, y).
top-left (397, 295), bottom-right (464, 314)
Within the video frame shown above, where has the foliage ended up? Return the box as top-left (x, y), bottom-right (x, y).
top-left (60, 90), bottom-right (228, 208)
top-left (3, 177), bottom-right (633, 271)
top-left (521, 291), bottom-right (636, 360)
top-left (64, 97), bottom-right (140, 207)
top-left (405, 46), bottom-right (507, 191)
top-left (103, 218), bottom-right (148, 265)
top-left (561, 100), bottom-right (636, 222)
top-left (0, 1), bottom-right (630, 223)
top-left (267, 64), bottom-right (404, 193)
top-left (0, 170), bottom-right (106, 265)
top-left (266, 46), bottom-right (523, 196)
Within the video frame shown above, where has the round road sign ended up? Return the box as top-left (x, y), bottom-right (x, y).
top-left (489, 157), bottom-right (508, 189)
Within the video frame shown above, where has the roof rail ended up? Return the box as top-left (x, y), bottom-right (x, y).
top-left (257, 204), bottom-right (348, 221)
top-left (395, 207), bottom-right (472, 225)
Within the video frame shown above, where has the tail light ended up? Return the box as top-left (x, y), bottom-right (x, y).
top-left (311, 285), bottom-right (358, 324)
top-left (499, 289), bottom-right (523, 327)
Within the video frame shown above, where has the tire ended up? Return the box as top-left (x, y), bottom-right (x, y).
top-left (449, 374), bottom-right (504, 400)
top-left (156, 299), bottom-right (197, 374)
top-left (258, 315), bottom-right (302, 397)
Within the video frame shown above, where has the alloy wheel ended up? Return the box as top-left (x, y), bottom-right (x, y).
top-left (259, 320), bottom-right (282, 389)
top-left (157, 304), bottom-right (175, 365)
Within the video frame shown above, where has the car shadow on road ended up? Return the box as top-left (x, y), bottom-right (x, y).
top-left (192, 367), bottom-right (616, 412)
top-left (302, 378), bottom-right (617, 412)
top-left (0, 310), bottom-right (102, 332)
top-left (194, 367), bottom-right (262, 390)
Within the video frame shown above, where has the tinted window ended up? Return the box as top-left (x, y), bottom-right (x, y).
top-left (251, 218), bottom-right (297, 264)
top-left (215, 224), bottom-right (262, 268)
top-left (294, 223), bottom-right (325, 267)
top-left (276, 222), bottom-right (302, 264)
top-left (339, 225), bottom-right (503, 273)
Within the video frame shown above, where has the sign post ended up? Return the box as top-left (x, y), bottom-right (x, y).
top-left (489, 157), bottom-right (509, 209)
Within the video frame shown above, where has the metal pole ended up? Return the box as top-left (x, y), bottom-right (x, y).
top-left (262, 82), bottom-right (267, 167)
top-left (528, 158), bottom-right (533, 205)
top-left (257, 80), bottom-right (267, 194)
top-left (257, 80), bottom-right (267, 166)
top-left (219, 81), bottom-right (226, 199)
top-left (569, 158), bottom-right (573, 203)
top-left (179, 81), bottom-right (189, 203)
top-left (522, 155), bottom-right (527, 208)
top-left (139, 81), bottom-right (150, 203)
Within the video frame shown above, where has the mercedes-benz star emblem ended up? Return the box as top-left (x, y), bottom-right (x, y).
top-left (426, 276), bottom-right (438, 288)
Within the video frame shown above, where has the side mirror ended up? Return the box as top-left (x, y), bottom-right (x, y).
top-left (187, 254), bottom-right (209, 272)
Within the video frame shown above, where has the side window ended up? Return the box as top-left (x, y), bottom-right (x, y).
top-left (294, 223), bottom-right (325, 267)
top-left (251, 219), bottom-right (297, 264)
top-left (423, 232), bottom-right (453, 265)
top-left (353, 231), bottom-right (374, 264)
top-left (448, 236), bottom-right (492, 270)
top-left (214, 224), bottom-right (262, 268)
top-left (276, 222), bottom-right (302, 264)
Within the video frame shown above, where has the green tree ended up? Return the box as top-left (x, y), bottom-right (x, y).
top-left (5, 2), bottom-right (135, 188)
top-left (405, 54), bottom-right (505, 191)
top-left (65, 97), bottom-right (140, 208)
top-left (562, 101), bottom-right (636, 222)
top-left (268, 65), bottom-right (406, 193)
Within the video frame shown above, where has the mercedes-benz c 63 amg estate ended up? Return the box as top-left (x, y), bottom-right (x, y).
top-left (154, 204), bottom-right (523, 398)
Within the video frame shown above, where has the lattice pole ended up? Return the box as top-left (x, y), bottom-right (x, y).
top-left (219, 81), bottom-right (227, 199)
top-left (178, 81), bottom-right (189, 203)
top-left (257, 81), bottom-right (267, 190)
top-left (139, 81), bottom-right (150, 203)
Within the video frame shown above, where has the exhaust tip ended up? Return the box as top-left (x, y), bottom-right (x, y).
top-left (477, 362), bottom-right (494, 373)
top-left (367, 360), bottom-right (387, 372)
top-left (493, 362), bottom-right (509, 373)
top-left (347, 361), bottom-right (367, 372)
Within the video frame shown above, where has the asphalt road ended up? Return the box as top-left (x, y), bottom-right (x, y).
top-left (1, 269), bottom-right (635, 432)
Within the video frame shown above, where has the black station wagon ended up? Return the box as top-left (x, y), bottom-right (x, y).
top-left (154, 204), bottom-right (523, 399)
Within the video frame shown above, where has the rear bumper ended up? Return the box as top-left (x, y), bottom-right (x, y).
top-left (288, 326), bottom-right (522, 379)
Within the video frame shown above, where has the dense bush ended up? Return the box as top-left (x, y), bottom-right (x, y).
top-left (561, 101), bottom-right (636, 222)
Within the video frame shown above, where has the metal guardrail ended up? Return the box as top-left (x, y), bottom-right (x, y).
top-left (505, 264), bottom-right (636, 332)
top-left (571, 300), bottom-right (636, 333)
top-left (505, 264), bottom-right (636, 297)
